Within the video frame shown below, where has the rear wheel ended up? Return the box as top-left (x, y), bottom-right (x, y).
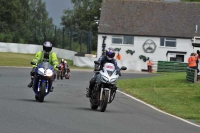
top-left (99, 90), bottom-right (109, 112)
top-left (39, 82), bottom-right (46, 102)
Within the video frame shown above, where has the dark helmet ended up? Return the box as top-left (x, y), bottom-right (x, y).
top-left (43, 41), bottom-right (52, 52)
top-left (106, 47), bottom-right (115, 60)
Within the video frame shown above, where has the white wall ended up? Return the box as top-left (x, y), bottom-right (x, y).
top-left (97, 34), bottom-right (194, 71)
top-left (0, 42), bottom-right (98, 68)
top-left (73, 56), bottom-right (97, 68)
top-left (0, 42), bottom-right (76, 60)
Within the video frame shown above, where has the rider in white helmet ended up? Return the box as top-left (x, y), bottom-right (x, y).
top-left (63, 60), bottom-right (71, 79)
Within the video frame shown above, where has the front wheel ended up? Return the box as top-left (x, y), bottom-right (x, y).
top-left (39, 82), bottom-right (46, 102)
top-left (99, 90), bottom-right (109, 112)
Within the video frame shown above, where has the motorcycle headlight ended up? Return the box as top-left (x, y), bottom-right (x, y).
top-left (110, 78), bottom-right (117, 83)
top-left (101, 75), bottom-right (109, 82)
top-left (38, 70), bottom-right (44, 75)
top-left (46, 71), bottom-right (53, 77)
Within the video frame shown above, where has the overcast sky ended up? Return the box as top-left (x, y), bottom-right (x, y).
top-left (42, 0), bottom-right (74, 26)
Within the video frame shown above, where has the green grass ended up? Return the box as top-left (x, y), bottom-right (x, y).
top-left (0, 52), bottom-right (92, 69)
top-left (117, 72), bottom-right (200, 124)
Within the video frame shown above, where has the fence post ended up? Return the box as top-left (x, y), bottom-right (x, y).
top-left (80, 30), bottom-right (82, 52)
top-left (87, 31), bottom-right (92, 54)
top-left (54, 26), bottom-right (57, 47)
top-left (102, 36), bottom-right (107, 55)
top-left (69, 28), bottom-right (72, 50)
top-left (89, 31), bottom-right (92, 54)
top-left (62, 27), bottom-right (65, 49)
top-left (34, 25), bottom-right (37, 44)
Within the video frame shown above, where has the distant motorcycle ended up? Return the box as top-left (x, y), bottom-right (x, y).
top-left (57, 64), bottom-right (70, 80)
top-left (57, 64), bottom-right (65, 80)
top-left (87, 61), bottom-right (127, 112)
top-left (31, 61), bottom-right (60, 102)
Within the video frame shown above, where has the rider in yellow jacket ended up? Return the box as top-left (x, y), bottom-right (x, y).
top-left (27, 41), bottom-right (59, 92)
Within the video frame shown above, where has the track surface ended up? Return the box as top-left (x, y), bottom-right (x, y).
top-left (0, 67), bottom-right (199, 133)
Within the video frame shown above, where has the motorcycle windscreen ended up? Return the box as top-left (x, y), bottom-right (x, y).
top-left (104, 63), bottom-right (115, 76)
top-left (42, 62), bottom-right (52, 69)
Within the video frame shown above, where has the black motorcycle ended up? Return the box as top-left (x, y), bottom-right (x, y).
top-left (87, 61), bottom-right (127, 112)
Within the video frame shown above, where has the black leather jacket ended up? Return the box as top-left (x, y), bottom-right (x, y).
top-left (96, 55), bottom-right (120, 71)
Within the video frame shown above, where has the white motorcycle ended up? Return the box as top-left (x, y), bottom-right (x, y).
top-left (87, 61), bottom-right (127, 112)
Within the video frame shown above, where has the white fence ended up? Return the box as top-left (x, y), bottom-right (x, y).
top-left (0, 42), bottom-right (158, 71)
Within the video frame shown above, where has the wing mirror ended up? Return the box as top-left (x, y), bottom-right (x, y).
top-left (121, 66), bottom-right (127, 70)
top-left (94, 61), bottom-right (100, 65)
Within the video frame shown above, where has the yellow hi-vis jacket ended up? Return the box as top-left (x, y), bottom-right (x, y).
top-left (32, 50), bottom-right (59, 70)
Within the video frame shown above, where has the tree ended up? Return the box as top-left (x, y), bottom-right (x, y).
top-left (0, 0), bottom-right (30, 42)
top-left (61, 0), bottom-right (102, 51)
top-left (28, 0), bottom-right (54, 44)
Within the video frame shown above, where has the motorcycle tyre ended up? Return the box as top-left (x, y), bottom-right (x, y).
top-left (39, 82), bottom-right (46, 102)
top-left (99, 91), bottom-right (109, 112)
top-left (90, 100), bottom-right (98, 110)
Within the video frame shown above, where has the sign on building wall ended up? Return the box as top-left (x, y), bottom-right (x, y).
top-left (143, 39), bottom-right (157, 53)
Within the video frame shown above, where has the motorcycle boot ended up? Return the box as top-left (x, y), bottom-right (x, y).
top-left (27, 80), bottom-right (33, 88)
top-left (113, 84), bottom-right (118, 91)
top-left (28, 68), bottom-right (36, 88)
top-left (86, 86), bottom-right (91, 98)
top-left (48, 80), bottom-right (54, 92)
top-left (28, 76), bottom-right (34, 88)
top-left (50, 87), bottom-right (54, 92)
top-left (86, 77), bottom-right (96, 98)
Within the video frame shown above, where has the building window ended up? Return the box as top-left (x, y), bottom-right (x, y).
top-left (160, 38), bottom-right (176, 47)
top-left (112, 35), bottom-right (134, 45)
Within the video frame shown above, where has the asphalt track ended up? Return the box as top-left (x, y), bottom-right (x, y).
top-left (0, 67), bottom-right (199, 133)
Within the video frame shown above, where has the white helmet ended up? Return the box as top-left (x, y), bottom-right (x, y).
top-left (64, 60), bottom-right (67, 64)
top-left (43, 41), bottom-right (52, 52)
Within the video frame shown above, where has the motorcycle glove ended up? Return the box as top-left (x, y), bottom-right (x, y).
top-left (116, 70), bottom-right (121, 76)
top-left (30, 67), bottom-right (36, 76)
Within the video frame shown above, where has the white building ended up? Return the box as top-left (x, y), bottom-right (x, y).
top-left (97, 0), bottom-right (200, 71)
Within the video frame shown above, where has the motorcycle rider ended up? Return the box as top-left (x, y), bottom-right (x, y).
top-left (64, 60), bottom-right (71, 79)
top-left (86, 47), bottom-right (121, 98)
top-left (59, 59), bottom-right (71, 79)
top-left (27, 41), bottom-right (59, 92)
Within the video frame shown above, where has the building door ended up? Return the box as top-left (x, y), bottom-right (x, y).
top-left (176, 55), bottom-right (184, 62)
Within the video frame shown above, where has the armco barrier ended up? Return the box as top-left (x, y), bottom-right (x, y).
top-left (157, 61), bottom-right (188, 72)
top-left (186, 67), bottom-right (197, 83)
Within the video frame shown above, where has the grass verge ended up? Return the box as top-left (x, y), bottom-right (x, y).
top-left (117, 72), bottom-right (200, 124)
top-left (0, 52), bottom-right (92, 69)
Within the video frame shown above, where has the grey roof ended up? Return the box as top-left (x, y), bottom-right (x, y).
top-left (98, 0), bottom-right (200, 38)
